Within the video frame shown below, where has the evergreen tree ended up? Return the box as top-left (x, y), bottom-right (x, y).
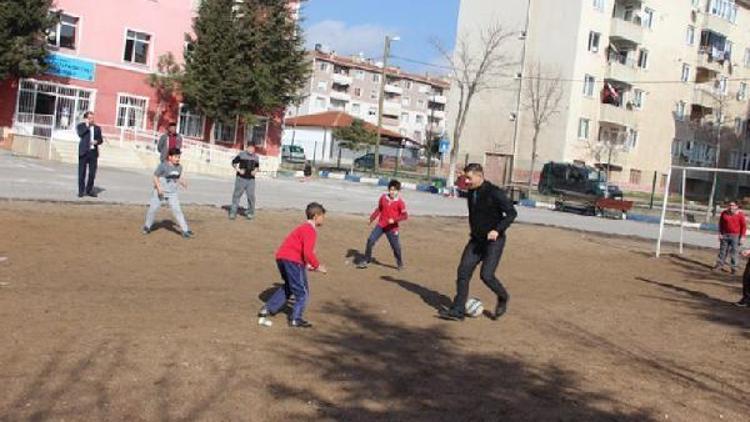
top-left (147, 52), bottom-right (183, 131)
top-left (181, 0), bottom-right (239, 142)
top-left (0, 0), bottom-right (57, 79)
top-left (332, 119), bottom-right (377, 170)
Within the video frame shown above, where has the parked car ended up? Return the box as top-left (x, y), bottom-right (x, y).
top-left (281, 144), bottom-right (306, 163)
top-left (538, 161), bottom-right (625, 214)
top-left (353, 153), bottom-right (383, 169)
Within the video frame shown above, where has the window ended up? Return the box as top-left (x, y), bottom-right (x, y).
top-left (583, 74), bottom-right (595, 97)
top-left (672, 140), bottom-right (682, 157)
top-left (744, 48), bottom-right (750, 68)
top-left (372, 74), bottom-right (381, 83)
top-left (578, 118), bottom-right (590, 139)
top-left (415, 114), bottom-right (425, 124)
top-left (319, 62), bottom-right (329, 72)
top-left (401, 112), bottom-right (410, 123)
top-left (48, 14), bottom-right (78, 49)
top-left (123, 30), bottom-right (151, 65)
top-left (588, 31), bottom-right (601, 53)
top-left (178, 105), bottom-right (204, 138)
top-left (633, 89), bottom-right (644, 109)
top-left (642, 8), bottom-right (654, 29)
top-left (370, 90), bottom-right (378, 100)
top-left (351, 103), bottom-right (361, 115)
top-left (718, 76), bottom-right (728, 95)
top-left (368, 107), bottom-right (377, 117)
top-left (739, 82), bottom-right (748, 101)
top-left (116, 95), bottom-right (148, 129)
top-left (660, 174), bottom-right (668, 188)
top-left (626, 130), bottom-right (639, 150)
top-left (676, 101), bottom-right (686, 120)
top-left (593, 0), bottom-right (605, 12)
top-left (405, 81), bottom-right (413, 90)
top-left (354, 70), bottom-right (365, 80)
top-left (402, 96), bottom-right (411, 106)
top-left (708, 0), bottom-right (738, 23)
top-left (245, 118), bottom-right (268, 147)
top-left (629, 169), bottom-right (642, 185)
top-left (354, 88), bottom-right (362, 97)
top-left (315, 96), bottom-right (326, 109)
top-left (317, 81), bottom-right (327, 92)
top-left (681, 64), bottom-right (691, 82)
top-left (213, 119), bottom-right (236, 143)
top-left (638, 49), bottom-right (649, 69)
top-left (417, 99), bottom-right (425, 108)
top-left (686, 25), bottom-right (695, 46)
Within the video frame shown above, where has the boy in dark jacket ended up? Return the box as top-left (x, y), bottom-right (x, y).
top-left (229, 144), bottom-right (260, 220)
top-left (357, 180), bottom-right (408, 270)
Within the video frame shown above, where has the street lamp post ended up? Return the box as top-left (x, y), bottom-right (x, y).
top-left (373, 35), bottom-right (399, 175)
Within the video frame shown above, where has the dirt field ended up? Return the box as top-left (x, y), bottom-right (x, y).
top-left (0, 201), bottom-right (748, 421)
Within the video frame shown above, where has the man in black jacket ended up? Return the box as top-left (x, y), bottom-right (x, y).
top-left (440, 163), bottom-right (518, 321)
top-left (76, 111), bottom-right (103, 198)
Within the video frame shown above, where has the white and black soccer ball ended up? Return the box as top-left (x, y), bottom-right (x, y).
top-left (465, 298), bottom-right (484, 318)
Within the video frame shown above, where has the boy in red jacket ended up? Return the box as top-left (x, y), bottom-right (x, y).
top-left (258, 202), bottom-right (327, 328)
top-left (714, 201), bottom-right (747, 274)
top-left (357, 180), bottom-right (408, 270)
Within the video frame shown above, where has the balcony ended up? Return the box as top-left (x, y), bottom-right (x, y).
top-left (384, 84), bottom-right (403, 95)
top-left (383, 101), bottom-right (402, 117)
top-left (331, 73), bottom-right (353, 86)
top-left (606, 55), bottom-right (638, 85)
top-left (429, 95), bottom-right (447, 105)
top-left (599, 103), bottom-right (635, 128)
top-left (696, 48), bottom-right (729, 76)
top-left (329, 90), bottom-right (351, 102)
top-left (610, 18), bottom-right (644, 47)
top-left (703, 13), bottom-right (734, 37)
top-left (428, 110), bottom-right (446, 120)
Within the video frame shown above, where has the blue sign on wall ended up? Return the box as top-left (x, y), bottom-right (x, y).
top-left (439, 138), bottom-right (450, 154)
top-left (45, 54), bottom-right (96, 82)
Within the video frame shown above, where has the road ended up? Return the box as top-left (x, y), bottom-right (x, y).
top-left (0, 150), bottom-right (717, 250)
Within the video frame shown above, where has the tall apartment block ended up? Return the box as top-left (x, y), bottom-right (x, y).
top-left (287, 46), bottom-right (451, 145)
top-left (450, 0), bottom-right (750, 196)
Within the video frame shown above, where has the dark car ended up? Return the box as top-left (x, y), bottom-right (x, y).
top-left (539, 161), bottom-right (625, 214)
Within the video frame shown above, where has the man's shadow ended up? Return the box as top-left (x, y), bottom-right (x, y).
top-left (346, 249), bottom-right (398, 270)
top-left (381, 276), bottom-right (452, 311)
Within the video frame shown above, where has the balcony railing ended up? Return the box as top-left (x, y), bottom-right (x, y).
top-left (610, 18), bottom-right (644, 46)
top-left (599, 103), bottom-right (635, 128)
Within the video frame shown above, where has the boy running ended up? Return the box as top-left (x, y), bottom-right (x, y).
top-left (229, 144), bottom-right (260, 220)
top-left (258, 202), bottom-right (327, 328)
top-left (357, 180), bottom-right (408, 270)
top-left (142, 148), bottom-right (194, 239)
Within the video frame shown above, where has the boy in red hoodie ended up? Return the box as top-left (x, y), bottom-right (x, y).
top-left (714, 201), bottom-right (747, 274)
top-left (357, 180), bottom-right (408, 270)
top-left (258, 202), bottom-right (327, 328)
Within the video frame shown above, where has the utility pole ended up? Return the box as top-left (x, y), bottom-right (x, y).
top-left (426, 106), bottom-right (436, 180)
top-left (373, 35), bottom-right (399, 175)
top-left (509, 0), bottom-right (532, 185)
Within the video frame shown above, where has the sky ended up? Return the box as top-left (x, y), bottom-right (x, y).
top-left (300, 0), bottom-right (460, 75)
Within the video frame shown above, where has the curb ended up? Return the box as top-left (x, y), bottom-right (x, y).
top-left (318, 171), bottom-right (442, 194)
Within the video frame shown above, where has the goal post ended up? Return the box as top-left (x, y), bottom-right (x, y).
top-left (656, 165), bottom-right (750, 257)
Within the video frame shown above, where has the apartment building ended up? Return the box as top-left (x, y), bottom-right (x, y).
top-left (288, 46), bottom-right (450, 146)
top-left (450, 0), bottom-right (750, 196)
top-left (0, 0), bottom-right (303, 159)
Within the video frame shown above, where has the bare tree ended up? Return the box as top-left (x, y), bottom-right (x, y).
top-left (702, 87), bottom-right (732, 222)
top-left (435, 23), bottom-right (516, 188)
top-left (523, 62), bottom-right (563, 189)
top-left (585, 130), bottom-right (627, 183)
top-left (147, 53), bottom-right (183, 132)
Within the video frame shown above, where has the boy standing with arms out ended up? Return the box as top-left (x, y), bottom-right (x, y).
top-left (258, 202), bottom-right (327, 328)
top-left (142, 148), bottom-right (194, 239)
top-left (357, 180), bottom-right (408, 270)
top-left (714, 201), bottom-right (746, 274)
top-left (229, 144), bottom-right (260, 220)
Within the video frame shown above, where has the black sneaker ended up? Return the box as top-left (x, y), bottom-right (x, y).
top-left (142, 226), bottom-right (151, 235)
top-left (289, 318), bottom-right (313, 328)
top-left (491, 296), bottom-right (510, 321)
top-left (182, 230), bottom-right (194, 239)
top-left (77, 192), bottom-right (84, 198)
top-left (87, 191), bottom-right (98, 198)
top-left (356, 260), bottom-right (369, 269)
top-left (438, 307), bottom-right (465, 321)
top-left (397, 264), bottom-right (404, 272)
top-left (734, 300), bottom-right (749, 308)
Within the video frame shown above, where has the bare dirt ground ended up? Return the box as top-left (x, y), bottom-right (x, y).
top-left (0, 201), bottom-right (748, 421)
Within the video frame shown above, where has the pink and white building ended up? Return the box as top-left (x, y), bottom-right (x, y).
top-left (0, 0), bottom-right (302, 158)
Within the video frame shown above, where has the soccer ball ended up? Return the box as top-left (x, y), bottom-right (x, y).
top-left (465, 298), bottom-right (484, 318)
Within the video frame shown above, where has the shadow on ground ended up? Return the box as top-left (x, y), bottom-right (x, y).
top-left (268, 302), bottom-right (654, 421)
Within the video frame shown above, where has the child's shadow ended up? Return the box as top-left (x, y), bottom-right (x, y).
top-left (150, 220), bottom-right (183, 236)
top-left (258, 283), bottom-right (293, 317)
top-left (345, 249), bottom-right (398, 270)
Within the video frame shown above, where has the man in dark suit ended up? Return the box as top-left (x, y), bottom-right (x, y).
top-left (76, 111), bottom-right (103, 198)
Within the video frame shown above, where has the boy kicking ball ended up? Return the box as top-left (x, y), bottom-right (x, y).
top-left (357, 179), bottom-right (408, 270)
top-left (258, 202), bottom-right (328, 328)
top-left (142, 148), bottom-right (194, 239)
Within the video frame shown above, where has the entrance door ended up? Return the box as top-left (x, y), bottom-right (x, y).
top-left (484, 153), bottom-right (512, 187)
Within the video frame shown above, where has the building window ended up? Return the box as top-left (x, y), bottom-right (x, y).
top-left (401, 112), bottom-right (410, 123)
top-left (744, 48), bottom-right (750, 68)
top-left (315, 96), bottom-right (326, 109)
top-left (642, 8), bottom-right (654, 29)
top-left (402, 96), bottom-right (411, 106)
top-left (676, 101), bottom-right (686, 120)
top-left (578, 118), bottom-right (590, 139)
top-left (354, 69), bottom-right (365, 80)
top-left (351, 103), bottom-right (361, 115)
top-left (405, 80), bottom-right (413, 90)
top-left (718, 76), bottom-right (728, 95)
top-left (368, 107), bottom-right (377, 117)
top-left (372, 74), bottom-right (380, 83)
top-left (178, 105), bottom-right (204, 138)
top-left (686, 25), bottom-right (695, 46)
top-left (317, 81), bottom-right (327, 92)
top-left (629, 169), bottom-right (642, 185)
top-left (708, 0), bottom-right (738, 23)
top-left (15, 79), bottom-right (93, 132)
top-left (583, 74), bottom-right (595, 97)
top-left (593, 0), bottom-right (605, 12)
top-left (633, 89), bottom-right (644, 109)
top-left (681, 64), bottom-right (691, 82)
top-left (637, 49), bottom-right (649, 69)
top-left (214, 119), bottom-right (237, 143)
top-left (116, 95), bottom-right (148, 129)
top-left (660, 174), bottom-right (668, 188)
top-left (354, 88), bottom-right (362, 97)
top-left (319, 62), bottom-right (329, 72)
top-left (417, 99), bottom-right (425, 108)
top-left (626, 130), bottom-right (639, 150)
top-left (48, 14), bottom-right (78, 49)
top-left (245, 117), bottom-right (268, 147)
top-left (370, 90), bottom-right (378, 100)
top-left (123, 30), bottom-right (151, 65)
top-left (416, 114), bottom-right (425, 124)
top-left (672, 140), bottom-right (682, 157)
top-left (588, 31), bottom-right (601, 53)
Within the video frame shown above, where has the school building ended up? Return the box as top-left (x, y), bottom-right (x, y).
top-left (0, 0), bottom-right (303, 165)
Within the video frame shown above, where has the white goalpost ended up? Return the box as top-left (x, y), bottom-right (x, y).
top-left (656, 165), bottom-right (750, 257)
